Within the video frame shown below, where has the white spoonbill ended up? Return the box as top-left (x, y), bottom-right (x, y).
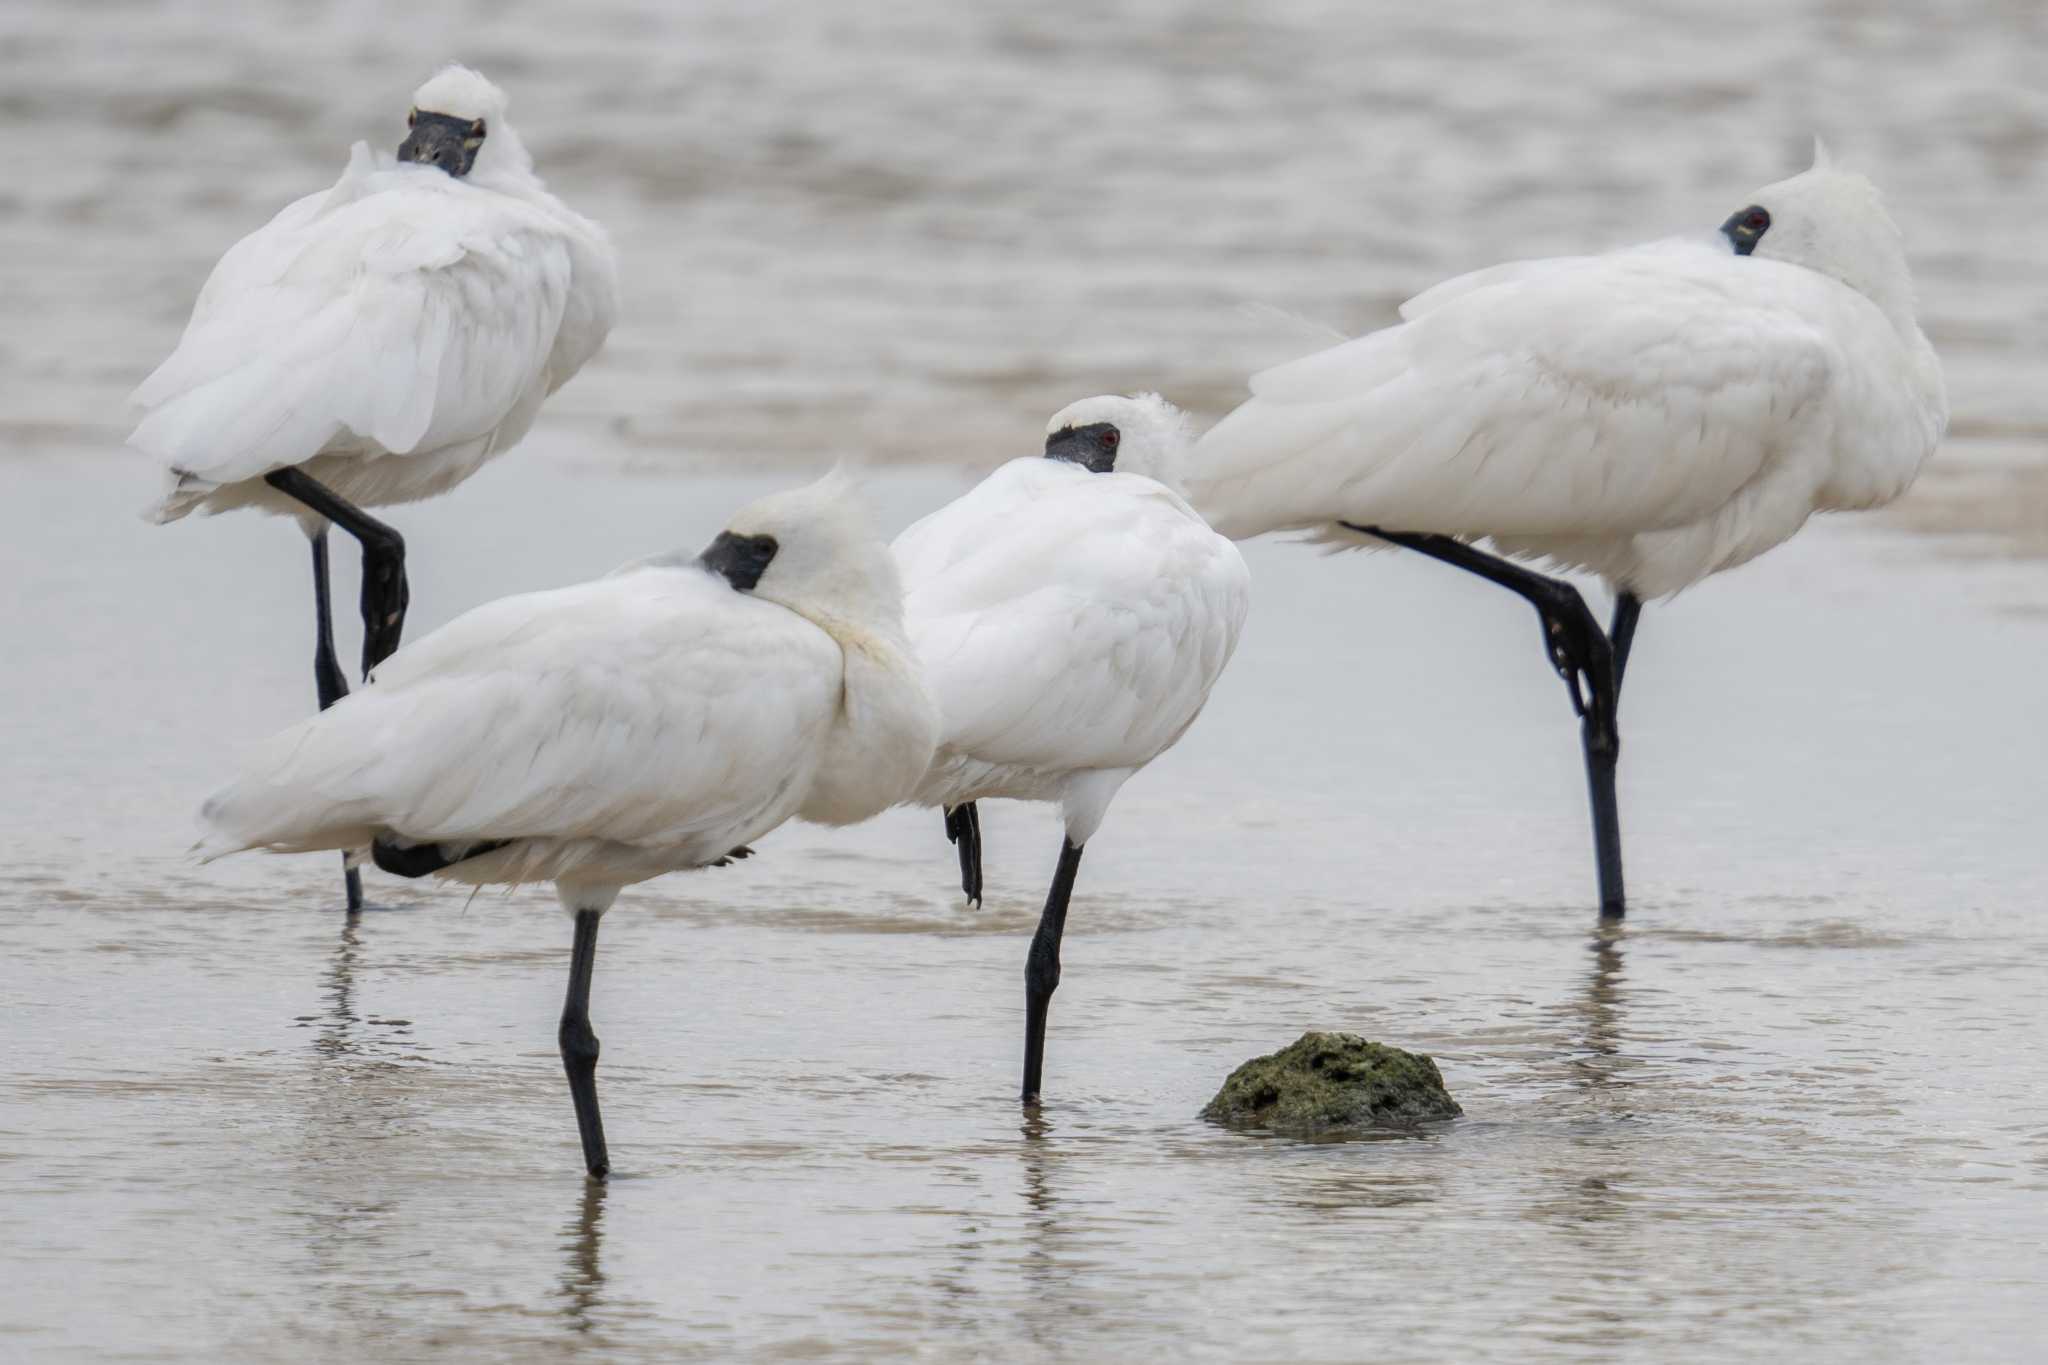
top-left (1180, 145), bottom-right (1946, 918)
top-left (133, 64), bottom-right (619, 908)
top-left (196, 472), bottom-right (939, 1178)
top-left (895, 394), bottom-right (1250, 1101)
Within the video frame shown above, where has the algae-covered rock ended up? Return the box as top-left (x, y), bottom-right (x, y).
top-left (1201, 1031), bottom-right (1461, 1132)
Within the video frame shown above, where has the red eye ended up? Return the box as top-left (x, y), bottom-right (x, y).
top-left (1103, 428), bottom-right (1120, 448)
top-left (1748, 210), bottom-right (1768, 230)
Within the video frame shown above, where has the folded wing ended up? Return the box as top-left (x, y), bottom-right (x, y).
top-left (200, 566), bottom-right (842, 860)
top-left (132, 145), bottom-right (583, 490)
top-left (900, 462), bottom-right (1249, 775)
top-left (1184, 241), bottom-right (1841, 542)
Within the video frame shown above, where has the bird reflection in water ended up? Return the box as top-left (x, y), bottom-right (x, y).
top-left (301, 900), bottom-right (424, 1158)
top-left (313, 910), bottom-right (365, 1061)
top-left (1014, 1106), bottom-right (1103, 1345)
top-left (1019, 1108), bottom-right (1053, 1182)
top-left (283, 908), bottom-right (404, 1318)
top-left (556, 1177), bottom-right (609, 1334)
top-left (1571, 922), bottom-right (1630, 1094)
top-left (309, 903), bottom-right (413, 1064)
top-left (1540, 922), bottom-right (1639, 1242)
top-left (1018, 1108), bottom-right (1060, 1281)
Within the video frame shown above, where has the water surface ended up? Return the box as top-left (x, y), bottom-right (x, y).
top-left (5, 458), bottom-right (2045, 1362)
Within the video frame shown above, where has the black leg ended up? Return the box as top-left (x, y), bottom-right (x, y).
top-left (1344, 524), bottom-right (1627, 918)
top-left (1581, 721), bottom-right (1624, 920)
top-left (1592, 592), bottom-right (1644, 916)
top-left (560, 909), bottom-right (610, 1179)
top-left (945, 803), bottom-right (983, 906)
top-left (307, 531), bottom-right (364, 913)
top-left (309, 530), bottom-right (352, 711)
top-left (1609, 591), bottom-right (1643, 693)
top-left (1021, 839), bottom-right (1084, 1103)
top-left (266, 467), bottom-right (409, 678)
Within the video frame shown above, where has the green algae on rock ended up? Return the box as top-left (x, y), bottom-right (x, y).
top-left (1201, 1032), bottom-right (1462, 1132)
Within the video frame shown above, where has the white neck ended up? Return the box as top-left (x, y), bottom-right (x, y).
top-left (798, 619), bottom-right (937, 826)
top-left (468, 124), bottom-right (546, 199)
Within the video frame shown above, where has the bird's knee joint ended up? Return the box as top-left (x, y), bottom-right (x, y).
top-left (365, 535), bottom-right (406, 576)
top-left (1025, 955), bottom-right (1061, 998)
top-left (559, 1019), bottom-right (601, 1064)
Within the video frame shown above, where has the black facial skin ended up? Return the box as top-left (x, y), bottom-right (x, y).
top-left (1721, 204), bottom-right (1771, 256)
top-left (699, 531), bottom-right (779, 591)
top-left (1044, 422), bottom-right (1121, 473)
top-left (398, 109), bottom-right (487, 177)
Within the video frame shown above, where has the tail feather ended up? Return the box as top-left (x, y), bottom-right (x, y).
top-left (142, 468), bottom-right (213, 525)
top-left (196, 701), bottom-right (395, 860)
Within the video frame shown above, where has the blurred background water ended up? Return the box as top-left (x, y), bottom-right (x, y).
top-left (7, 0), bottom-right (2048, 480)
top-left (2, 2), bottom-right (2045, 1362)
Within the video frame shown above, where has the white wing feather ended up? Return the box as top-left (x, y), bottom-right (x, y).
top-left (1186, 240), bottom-right (1851, 543)
top-left (199, 565), bottom-right (842, 862)
top-left (132, 143), bottom-right (611, 490)
top-left (896, 460), bottom-right (1249, 781)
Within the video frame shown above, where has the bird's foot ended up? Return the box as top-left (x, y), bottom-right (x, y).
top-left (944, 804), bottom-right (983, 906)
top-left (359, 548), bottom-right (409, 678)
top-left (314, 651), bottom-right (352, 711)
top-left (1532, 590), bottom-right (1619, 757)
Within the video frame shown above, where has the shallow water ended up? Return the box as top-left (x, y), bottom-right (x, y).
top-left (4, 2), bottom-right (2048, 1362)
top-left (6, 457), bottom-right (2046, 1362)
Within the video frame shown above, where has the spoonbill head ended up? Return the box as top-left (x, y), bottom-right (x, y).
top-left (1042, 392), bottom-right (1196, 489)
top-left (398, 64), bottom-right (524, 182)
top-left (715, 467), bottom-right (914, 632)
top-left (1723, 143), bottom-right (1915, 326)
top-left (712, 469), bottom-right (939, 827)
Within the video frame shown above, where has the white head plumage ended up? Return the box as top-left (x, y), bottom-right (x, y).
top-left (1043, 392), bottom-right (1197, 492)
top-left (404, 64), bottom-right (535, 185)
top-left (718, 467), bottom-right (907, 633)
top-left (1735, 141), bottom-right (1917, 328)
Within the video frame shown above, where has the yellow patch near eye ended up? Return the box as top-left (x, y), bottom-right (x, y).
top-left (463, 138), bottom-right (483, 149)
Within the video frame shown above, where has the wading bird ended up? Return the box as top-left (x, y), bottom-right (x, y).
top-left (133, 65), bottom-right (619, 908)
top-left (196, 473), bottom-right (939, 1178)
top-left (895, 395), bottom-right (1250, 1101)
top-left (1180, 146), bottom-right (1945, 918)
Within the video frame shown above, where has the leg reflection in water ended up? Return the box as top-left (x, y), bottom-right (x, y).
top-left (1016, 1107), bottom-right (1082, 1346)
top-left (1544, 922), bottom-right (1636, 1239)
top-left (1572, 923), bottom-right (1629, 1092)
top-left (313, 912), bottom-right (365, 1062)
top-left (556, 1177), bottom-right (609, 1334)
